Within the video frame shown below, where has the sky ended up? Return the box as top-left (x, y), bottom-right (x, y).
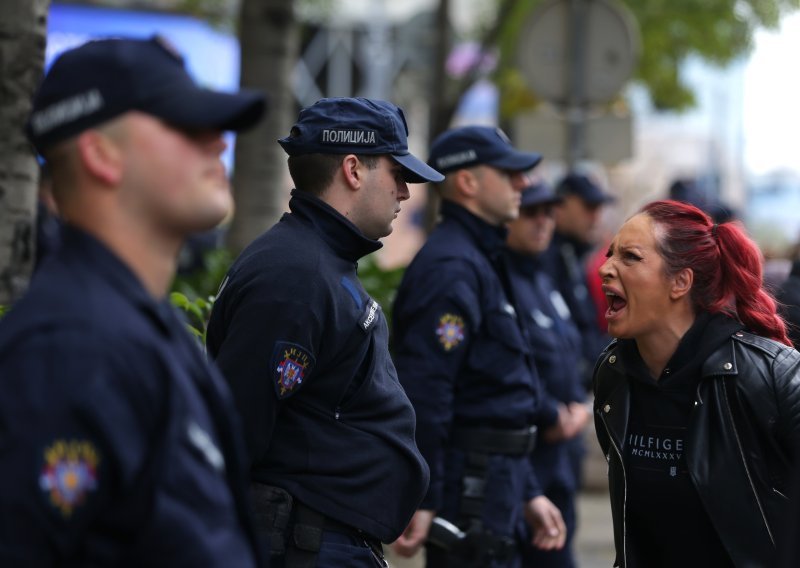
top-left (743, 12), bottom-right (800, 175)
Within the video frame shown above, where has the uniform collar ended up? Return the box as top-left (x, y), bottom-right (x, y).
top-left (288, 189), bottom-right (382, 263)
top-left (60, 224), bottom-right (176, 335)
top-left (440, 200), bottom-right (507, 258)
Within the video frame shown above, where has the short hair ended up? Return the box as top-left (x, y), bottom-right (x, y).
top-left (41, 141), bottom-right (78, 206)
top-left (287, 153), bottom-right (380, 195)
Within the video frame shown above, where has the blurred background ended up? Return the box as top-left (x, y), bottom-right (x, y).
top-left (15, 0), bottom-right (800, 273)
top-left (5, 2), bottom-right (800, 564)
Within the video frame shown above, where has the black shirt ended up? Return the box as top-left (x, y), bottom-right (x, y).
top-left (620, 312), bottom-right (743, 568)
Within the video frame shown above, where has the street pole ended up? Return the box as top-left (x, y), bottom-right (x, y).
top-left (565, 0), bottom-right (588, 172)
top-left (364, 0), bottom-right (391, 99)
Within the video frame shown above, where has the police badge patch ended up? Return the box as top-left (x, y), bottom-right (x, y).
top-left (39, 439), bottom-right (100, 517)
top-left (436, 314), bottom-right (466, 351)
top-left (272, 341), bottom-right (315, 399)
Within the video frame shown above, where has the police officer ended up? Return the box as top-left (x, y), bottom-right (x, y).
top-left (505, 182), bottom-right (592, 568)
top-left (206, 97), bottom-right (438, 567)
top-left (542, 173), bottom-right (614, 387)
top-left (391, 126), bottom-right (566, 568)
top-left (0, 37), bottom-right (266, 566)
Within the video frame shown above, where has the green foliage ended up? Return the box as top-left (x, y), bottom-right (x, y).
top-left (171, 247), bottom-right (234, 302)
top-left (296, 0), bottom-right (336, 22)
top-left (358, 253), bottom-right (406, 331)
top-left (170, 291), bottom-right (214, 343)
top-left (169, 247), bottom-right (233, 343)
top-left (168, 247), bottom-right (405, 341)
top-left (497, 0), bottom-right (800, 112)
top-left (0, 305), bottom-right (7, 319)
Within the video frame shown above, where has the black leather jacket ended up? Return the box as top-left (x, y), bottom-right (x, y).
top-left (594, 330), bottom-right (800, 568)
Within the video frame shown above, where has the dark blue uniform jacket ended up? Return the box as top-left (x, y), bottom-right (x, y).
top-left (392, 201), bottom-right (555, 513)
top-left (0, 227), bottom-right (260, 567)
top-left (541, 232), bottom-right (609, 384)
top-left (506, 250), bottom-right (586, 492)
top-left (206, 190), bottom-right (429, 544)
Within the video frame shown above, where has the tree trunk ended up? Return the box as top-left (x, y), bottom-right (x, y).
top-left (421, 0), bottom-right (451, 232)
top-left (0, 0), bottom-right (49, 304)
top-left (227, 0), bottom-right (299, 255)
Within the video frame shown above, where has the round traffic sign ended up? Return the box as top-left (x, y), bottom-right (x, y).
top-left (516, 0), bottom-right (640, 105)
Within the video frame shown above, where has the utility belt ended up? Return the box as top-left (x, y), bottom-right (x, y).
top-left (250, 483), bottom-right (386, 568)
top-left (451, 425), bottom-right (538, 456)
top-left (427, 516), bottom-right (517, 566)
top-left (426, 425), bottom-right (538, 565)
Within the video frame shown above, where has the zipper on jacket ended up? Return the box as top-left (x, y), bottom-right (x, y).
top-left (600, 411), bottom-right (628, 567)
top-left (721, 380), bottom-right (775, 545)
top-left (694, 382), bottom-right (704, 406)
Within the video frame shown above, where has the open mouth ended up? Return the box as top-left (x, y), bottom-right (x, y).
top-left (605, 291), bottom-right (627, 314)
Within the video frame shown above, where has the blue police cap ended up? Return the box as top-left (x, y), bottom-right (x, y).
top-left (26, 36), bottom-right (266, 153)
top-left (428, 125), bottom-right (542, 174)
top-left (556, 173), bottom-right (615, 206)
top-left (278, 97), bottom-right (444, 184)
top-left (520, 180), bottom-right (562, 208)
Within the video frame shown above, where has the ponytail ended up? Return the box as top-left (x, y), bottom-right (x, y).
top-left (642, 200), bottom-right (790, 346)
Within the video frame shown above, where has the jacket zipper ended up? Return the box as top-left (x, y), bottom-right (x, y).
top-left (600, 412), bottom-right (628, 567)
top-left (721, 380), bottom-right (774, 545)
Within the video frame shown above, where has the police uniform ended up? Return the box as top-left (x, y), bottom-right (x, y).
top-left (206, 98), bottom-right (438, 567)
top-left (541, 174), bottom-right (614, 387)
top-left (541, 232), bottom-right (607, 383)
top-left (505, 183), bottom-right (587, 568)
top-left (0, 227), bottom-right (262, 566)
top-left (393, 127), bottom-right (553, 568)
top-left (394, 201), bottom-right (553, 567)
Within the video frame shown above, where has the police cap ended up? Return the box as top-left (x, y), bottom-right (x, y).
top-left (556, 173), bottom-right (615, 207)
top-left (27, 35), bottom-right (266, 153)
top-left (427, 125), bottom-right (542, 174)
top-left (278, 97), bottom-right (444, 184)
top-left (520, 180), bottom-right (562, 209)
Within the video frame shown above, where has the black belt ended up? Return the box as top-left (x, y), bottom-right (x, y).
top-left (289, 501), bottom-right (386, 567)
top-left (451, 425), bottom-right (537, 455)
top-left (292, 500), bottom-right (377, 542)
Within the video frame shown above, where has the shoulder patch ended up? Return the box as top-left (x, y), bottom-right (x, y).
top-left (39, 439), bottom-right (100, 517)
top-left (272, 341), bottom-right (315, 399)
top-left (436, 313), bottom-right (466, 351)
top-left (360, 299), bottom-right (380, 333)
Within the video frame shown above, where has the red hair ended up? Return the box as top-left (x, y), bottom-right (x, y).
top-left (641, 200), bottom-right (790, 346)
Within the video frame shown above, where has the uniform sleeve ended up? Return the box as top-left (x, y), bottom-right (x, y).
top-left (392, 260), bottom-right (481, 511)
top-left (0, 331), bottom-right (160, 564)
top-left (535, 391), bottom-right (561, 430)
top-left (209, 271), bottom-right (324, 465)
top-left (524, 458), bottom-right (544, 500)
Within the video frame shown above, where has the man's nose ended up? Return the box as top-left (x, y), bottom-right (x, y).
top-left (511, 171), bottom-right (531, 191)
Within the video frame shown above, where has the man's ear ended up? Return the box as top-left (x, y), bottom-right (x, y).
top-left (340, 154), bottom-right (363, 192)
top-left (451, 168), bottom-right (479, 198)
top-left (76, 130), bottom-right (123, 186)
top-left (671, 267), bottom-right (694, 300)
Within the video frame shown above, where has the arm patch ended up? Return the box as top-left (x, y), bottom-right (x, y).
top-left (272, 341), bottom-right (316, 399)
